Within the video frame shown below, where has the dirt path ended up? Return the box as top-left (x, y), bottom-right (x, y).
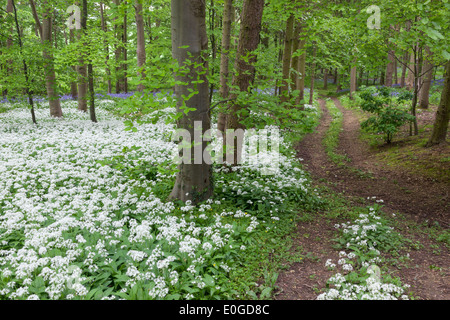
top-left (275, 97), bottom-right (449, 300)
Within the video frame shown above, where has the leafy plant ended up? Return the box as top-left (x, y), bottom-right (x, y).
top-left (359, 86), bottom-right (415, 143)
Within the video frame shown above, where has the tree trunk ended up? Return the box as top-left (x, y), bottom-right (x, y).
top-left (226, 0), bottom-right (264, 165)
top-left (400, 51), bottom-right (408, 87)
top-left (135, 0), bottom-right (146, 92)
top-left (169, 0), bottom-right (213, 204)
top-left (290, 22), bottom-right (301, 96)
top-left (350, 57), bottom-right (357, 99)
top-left (426, 60), bottom-right (450, 147)
top-left (114, 0), bottom-right (125, 93)
top-left (296, 29), bottom-right (306, 105)
top-left (418, 47), bottom-right (433, 109)
top-left (323, 68), bottom-right (328, 90)
top-left (123, 8), bottom-right (128, 93)
top-left (100, 2), bottom-right (112, 94)
top-left (80, 0), bottom-right (97, 123)
top-left (69, 29), bottom-right (78, 100)
top-left (217, 0), bottom-right (233, 133)
top-left (385, 49), bottom-right (395, 87)
top-left (12, 0), bottom-right (36, 124)
top-left (32, 0), bottom-right (62, 117)
top-left (309, 44), bottom-right (317, 105)
top-left (280, 14), bottom-right (294, 103)
top-left (406, 48), bottom-right (416, 91)
top-left (76, 23), bottom-right (88, 112)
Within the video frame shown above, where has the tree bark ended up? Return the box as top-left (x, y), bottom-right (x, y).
top-left (12, 0), bottom-right (36, 124)
top-left (100, 2), bottom-right (112, 94)
top-left (426, 60), bottom-right (450, 147)
top-left (309, 44), bottom-right (317, 104)
top-left (280, 14), bottom-right (294, 103)
top-left (69, 29), bottom-right (78, 100)
top-left (296, 28), bottom-right (306, 105)
top-left (217, 0), bottom-right (233, 133)
top-left (227, 1), bottom-right (264, 129)
top-left (385, 49), bottom-right (395, 87)
top-left (290, 22), bottom-right (301, 98)
top-left (400, 51), bottom-right (408, 87)
top-left (135, 0), bottom-right (146, 92)
top-left (169, 0), bottom-right (213, 203)
top-left (226, 0), bottom-right (264, 165)
top-left (406, 47), bottom-right (416, 91)
top-left (350, 57), bottom-right (357, 99)
top-left (418, 47), bottom-right (433, 109)
top-left (30, 0), bottom-right (62, 117)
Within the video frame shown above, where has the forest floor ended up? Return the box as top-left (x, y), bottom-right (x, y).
top-left (275, 96), bottom-right (449, 300)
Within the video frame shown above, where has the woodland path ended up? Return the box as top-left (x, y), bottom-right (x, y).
top-left (275, 97), bottom-right (449, 300)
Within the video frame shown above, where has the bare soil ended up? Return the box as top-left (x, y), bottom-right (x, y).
top-left (275, 97), bottom-right (450, 300)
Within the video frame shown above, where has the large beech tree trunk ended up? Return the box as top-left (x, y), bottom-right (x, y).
top-left (169, 0), bottom-right (213, 203)
top-left (426, 60), bottom-right (450, 147)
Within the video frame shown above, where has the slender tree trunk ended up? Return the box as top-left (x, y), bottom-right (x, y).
top-left (426, 60), bottom-right (450, 146)
top-left (350, 57), bottom-right (357, 99)
top-left (169, 0), bottom-right (212, 203)
top-left (296, 29), bottom-right (306, 105)
top-left (280, 14), bottom-right (294, 103)
top-left (418, 47), bottom-right (433, 109)
top-left (135, 0), bottom-right (146, 92)
top-left (394, 58), bottom-right (398, 85)
top-left (76, 20), bottom-right (88, 112)
top-left (69, 29), bottom-right (78, 100)
top-left (208, 0), bottom-right (217, 104)
top-left (323, 68), bottom-right (328, 90)
top-left (114, 0), bottom-right (124, 93)
top-left (385, 49), bottom-right (395, 87)
top-left (309, 44), bottom-right (317, 105)
top-left (12, 0), bottom-right (36, 124)
top-left (123, 8), bottom-right (128, 93)
top-left (100, 2), bottom-right (112, 94)
top-left (80, 0), bottom-right (97, 123)
top-left (410, 45), bottom-right (420, 136)
top-left (400, 51), bottom-right (408, 87)
top-left (217, 0), bottom-right (233, 133)
top-left (406, 48), bottom-right (416, 90)
top-left (4, 0), bottom-right (14, 97)
top-left (226, 0), bottom-right (265, 165)
top-left (30, 0), bottom-right (62, 117)
top-left (290, 22), bottom-right (301, 95)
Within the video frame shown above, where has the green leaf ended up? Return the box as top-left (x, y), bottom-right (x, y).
top-left (203, 274), bottom-right (215, 287)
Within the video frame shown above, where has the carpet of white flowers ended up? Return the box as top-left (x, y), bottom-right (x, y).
top-left (0, 100), bottom-right (319, 300)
